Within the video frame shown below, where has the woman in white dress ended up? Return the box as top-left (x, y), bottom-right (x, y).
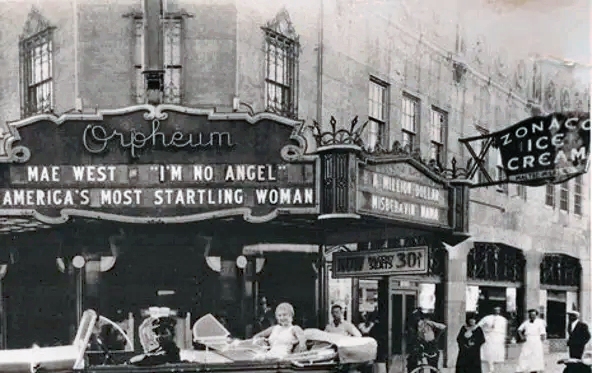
top-left (253, 302), bottom-right (307, 359)
top-left (516, 309), bottom-right (546, 373)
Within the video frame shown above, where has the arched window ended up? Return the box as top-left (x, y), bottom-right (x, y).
top-left (467, 242), bottom-right (525, 283)
top-left (540, 254), bottom-right (581, 339)
top-left (262, 8), bottom-right (300, 119)
top-left (540, 254), bottom-right (581, 288)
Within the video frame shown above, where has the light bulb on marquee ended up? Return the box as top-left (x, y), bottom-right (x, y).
top-left (72, 255), bottom-right (86, 269)
top-left (236, 255), bottom-right (247, 269)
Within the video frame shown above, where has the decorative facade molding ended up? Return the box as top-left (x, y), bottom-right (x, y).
top-left (263, 7), bottom-right (299, 41)
top-left (20, 7), bottom-right (54, 40)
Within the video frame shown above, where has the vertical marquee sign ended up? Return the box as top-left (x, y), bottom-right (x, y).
top-left (0, 105), bottom-right (319, 224)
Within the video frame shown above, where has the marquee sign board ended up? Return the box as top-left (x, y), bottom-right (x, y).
top-left (462, 111), bottom-right (590, 187)
top-left (356, 160), bottom-right (451, 229)
top-left (0, 105), bottom-right (318, 224)
top-left (332, 246), bottom-right (429, 278)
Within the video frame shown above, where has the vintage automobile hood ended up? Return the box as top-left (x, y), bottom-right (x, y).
top-left (302, 329), bottom-right (377, 364)
top-left (0, 309), bottom-right (97, 373)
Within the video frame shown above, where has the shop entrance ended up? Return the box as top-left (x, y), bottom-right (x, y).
top-left (391, 291), bottom-right (416, 355)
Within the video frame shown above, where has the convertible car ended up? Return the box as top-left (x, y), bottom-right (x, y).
top-left (0, 310), bottom-right (377, 373)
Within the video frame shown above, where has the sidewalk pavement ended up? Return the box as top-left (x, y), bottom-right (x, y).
top-left (385, 352), bottom-right (568, 373)
top-left (439, 352), bottom-right (567, 373)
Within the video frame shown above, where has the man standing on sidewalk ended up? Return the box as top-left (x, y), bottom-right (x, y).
top-left (567, 311), bottom-right (590, 359)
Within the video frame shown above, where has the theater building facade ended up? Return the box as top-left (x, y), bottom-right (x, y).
top-left (0, 0), bottom-right (589, 370)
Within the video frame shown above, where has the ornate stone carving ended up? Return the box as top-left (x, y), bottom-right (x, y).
top-left (532, 63), bottom-right (542, 103)
top-left (495, 48), bottom-right (510, 80)
top-left (20, 7), bottom-right (54, 39)
top-left (264, 7), bottom-right (298, 41)
top-left (514, 59), bottom-right (527, 91)
top-left (544, 80), bottom-right (557, 111)
top-left (471, 34), bottom-right (487, 65)
top-left (560, 88), bottom-right (571, 111)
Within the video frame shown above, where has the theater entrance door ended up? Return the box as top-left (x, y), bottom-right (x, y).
top-left (390, 291), bottom-right (416, 372)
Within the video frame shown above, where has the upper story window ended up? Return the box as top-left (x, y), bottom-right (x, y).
top-left (401, 94), bottom-right (419, 151)
top-left (574, 175), bottom-right (583, 215)
top-left (429, 107), bottom-right (446, 164)
top-left (263, 9), bottom-right (299, 119)
top-left (134, 17), bottom-right (182, 104)
top-left (516, 185), bottom-right (527, 200)
top-left (545, 184), bottom-right (555, 207)
top-left (559, 182), bottom-right (569, 212)
top-left (19, 9), bottom-right (54, 117)
top-left (367, 78), bottom-right (388, 151)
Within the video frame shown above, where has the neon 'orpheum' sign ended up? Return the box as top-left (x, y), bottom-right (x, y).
top-left (82, 119), bottom-right (235, 158)
top-left (493, 112), bottom-right (590, 185)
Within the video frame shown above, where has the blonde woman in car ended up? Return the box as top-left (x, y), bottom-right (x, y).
top-left (253, 302), bottom-right (307, 358)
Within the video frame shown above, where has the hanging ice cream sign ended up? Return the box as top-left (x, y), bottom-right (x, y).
top-left (492, 112), bottom-right (590, 186)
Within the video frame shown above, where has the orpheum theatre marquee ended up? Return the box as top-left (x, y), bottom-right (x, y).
top-left (0, 105), bottom-right (319, 231)
top-left (0, 104), bottom-right (474, 244)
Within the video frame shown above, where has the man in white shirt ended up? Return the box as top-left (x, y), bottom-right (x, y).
top-left (478, 306), bottom-right (507, 373)
top-left (325, 304), bottom-right (362, 337)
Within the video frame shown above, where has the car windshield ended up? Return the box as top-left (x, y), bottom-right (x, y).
top-left (87, 315), bottom-right (134, 353)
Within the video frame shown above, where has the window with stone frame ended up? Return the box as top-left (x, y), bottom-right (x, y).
top-left (559, 181), bottom-right (569, 212)
top-left (574, 175), bottom-right (583, 215)
top-left (545, 184), bottom-right (555, 207)
top-left (516, 185), bottom-right (527, 200)
top-left (262, 10), bottom-right (299, 119)
top-left (429, 107), bottom-right (446, 164)
top-left (134, 17), bottom-right (182, 104)
top-left (366, 78), bottom-right (388, 151)
top-left (19, 10), bottom-right (55, 118)
top-left (401, 94), bottom-right (419, 151)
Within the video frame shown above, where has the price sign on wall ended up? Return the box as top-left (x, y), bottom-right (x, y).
top-left (331, 246), bottom-right (428, 278)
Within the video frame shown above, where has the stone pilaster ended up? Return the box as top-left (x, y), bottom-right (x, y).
top-left (580, 256), bottom-right (591, 322)
top-left (84, 260), bottom-right (101, 311)
top-left (376, 278), bottom-right (389, 364)
top-left (443, 239), bottom-right (472, 368)
top-left (0, 265), bottom-right (6, 349)
top-left (524, 250), bottom-right (543, 314)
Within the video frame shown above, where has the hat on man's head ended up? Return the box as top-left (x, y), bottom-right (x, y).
top-left (567, 310), bottom-right (580, 317)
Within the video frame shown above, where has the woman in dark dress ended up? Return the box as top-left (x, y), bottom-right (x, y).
top-left (456, 313), bottom-right (486, 373)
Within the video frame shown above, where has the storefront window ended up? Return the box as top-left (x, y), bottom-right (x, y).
top-left (358, 279), bottom-right (378, 314)
top-left (466, 286), bottom-right (480, 312)
top-left (540, 253), bottom-right (581, 339)
top-left (467, 243), bottom-right (525, 283)
top-left (418, 283), bottom-right (436, 310)
top-left (547, 290), bottom-right (567, 338)
top-left (328, 264), bottom-right (353, 322)
top-left (466, 285), bottom-right (523, 343)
